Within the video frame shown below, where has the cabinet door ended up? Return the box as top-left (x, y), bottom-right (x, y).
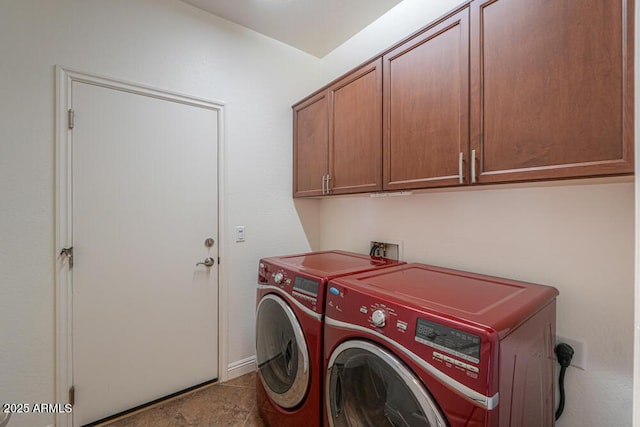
top-left (383, 9), bottom-right (470, 191)
top-left (470, 0), bottom-right (634, 183)
top-left (329, 59), bottom-right (383, 195)
top-left (293, 91), bottom-right (329, 197)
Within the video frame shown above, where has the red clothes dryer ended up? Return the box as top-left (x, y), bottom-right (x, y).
top-left (255, 250), bottom-right (404, 427)
top-left (324, 263), bottom-right (559, 427)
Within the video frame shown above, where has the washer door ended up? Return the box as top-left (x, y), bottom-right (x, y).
top-left (256, 294), bottom-right (310, 408)
top-left (326, 340), bottom-right (447, 427)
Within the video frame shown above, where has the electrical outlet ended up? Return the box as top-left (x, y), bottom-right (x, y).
top-left (556, 335), bottom-right (587, 370)
top-left (369, 240), bottom-right (403, 260)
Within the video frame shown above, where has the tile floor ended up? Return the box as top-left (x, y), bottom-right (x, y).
top-left (98, 372), bottom-right (265, 427)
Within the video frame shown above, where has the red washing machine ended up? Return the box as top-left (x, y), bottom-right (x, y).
top-left (255, 250), bottom-right (404, 427)
top-left (324, 263), bottom-right (559, 427)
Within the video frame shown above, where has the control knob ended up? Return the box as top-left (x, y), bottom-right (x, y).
top-left (273, 272), bottom-right (284, 284)
top-left (372, 309), bottom-right (386, 327)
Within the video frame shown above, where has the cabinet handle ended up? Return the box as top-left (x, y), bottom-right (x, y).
top-left (326, 175), bottom-right (331, 194)
top-left (322, 175), bottom-right (327, 194)
top-left (471, 149), bottom-right (477, 184)
top-left (458, 152), bottom-right (464, 184)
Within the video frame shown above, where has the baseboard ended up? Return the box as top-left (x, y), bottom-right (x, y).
top-left (226, 356), bottom-right (256, 380)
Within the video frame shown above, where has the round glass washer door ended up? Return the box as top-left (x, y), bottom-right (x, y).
top-left (326, 340), bottom-right (447, 427)
top-left (256, 294), bottom-right (310, 408)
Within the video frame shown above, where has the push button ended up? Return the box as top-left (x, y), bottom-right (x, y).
top-left (466, 364), bottom-right (479, 373)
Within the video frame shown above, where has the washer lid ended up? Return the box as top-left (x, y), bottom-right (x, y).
top-left (255, 294), bottom-right (309, 408)
top-left (330, 263), bottom-right (559, 336)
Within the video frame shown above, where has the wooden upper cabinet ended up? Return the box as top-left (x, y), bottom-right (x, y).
top-left (329, 59), bottom-right (383, 194)
top-left (293, 91), bottom-right (328, 197)
top-left (294, 0), bottom-right (634, 197)
top-left (384, 8), bottom-right (470, 191)
top-left (470, 0), bottom-right (634, 183)
top-left (293, 59), bottom-right (382, 197)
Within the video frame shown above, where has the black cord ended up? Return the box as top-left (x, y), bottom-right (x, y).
top-left (555, 343), bottom-right (574, 421)
top-left (370, 244), bottom-right (379, 257)
top-left (555, 364), bottom-right (567, 420)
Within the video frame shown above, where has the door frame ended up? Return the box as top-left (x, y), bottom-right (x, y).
top-left (54, 66), bottom-right (228, 427)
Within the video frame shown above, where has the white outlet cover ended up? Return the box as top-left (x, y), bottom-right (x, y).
top-left (556, 335), bottom-right (587, 371)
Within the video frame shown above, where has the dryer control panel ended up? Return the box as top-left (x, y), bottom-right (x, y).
top-left (258, 260), bottom-right (325, 314)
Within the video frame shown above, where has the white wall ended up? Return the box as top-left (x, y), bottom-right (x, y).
top-left (321, 0), bottom-right (465, 81)
top-left (314, 0), bottom-right (636, 425)
top-left (635, 0), bottom-right (640, 423)
top-left (0, 1), bottom-right (321, 426)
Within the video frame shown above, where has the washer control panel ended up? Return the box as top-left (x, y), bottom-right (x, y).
top-left (325, 283), bottom-right (489, 392)
top-left (415, 318), bottom-right (481, 364)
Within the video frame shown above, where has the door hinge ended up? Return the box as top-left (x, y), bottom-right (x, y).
top-left (68, 109), bottom-right (75, 129)
top-left (69, 386), bottom-right (75, 406)
top-left (60, 246), bottom-right (74, 269)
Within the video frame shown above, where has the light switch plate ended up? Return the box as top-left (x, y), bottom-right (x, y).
top-left (235, 226), bottom-right (246, 242)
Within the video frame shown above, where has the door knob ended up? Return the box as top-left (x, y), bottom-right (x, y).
top-left (196, 257), bottom-right (215, 267)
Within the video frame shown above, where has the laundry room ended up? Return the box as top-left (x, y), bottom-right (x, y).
top-left (0, 1), bottom-right (636, 427)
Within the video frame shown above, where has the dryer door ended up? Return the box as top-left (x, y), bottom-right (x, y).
top-left (326, 340), bottom-right (447, 427)
top-left (256, 294), bottom-right (310, 408)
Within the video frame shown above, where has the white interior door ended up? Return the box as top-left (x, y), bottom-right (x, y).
top-left (70, 80), bottom-right (219, 425)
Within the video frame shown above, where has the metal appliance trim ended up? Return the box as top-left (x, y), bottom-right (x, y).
top-left (257, 284), bottom-right (322, 321)
top-left (325, 339), bottom-right (448, 427)
top-left (256, 294), bottom-right (310, 408)
top-left (325, 316), bottom-right (499, 410)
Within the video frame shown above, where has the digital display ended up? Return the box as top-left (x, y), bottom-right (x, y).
top-left (293, 276), bottom-right (319, 297)
top-left (415, 318), bottom-right (481, 363)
